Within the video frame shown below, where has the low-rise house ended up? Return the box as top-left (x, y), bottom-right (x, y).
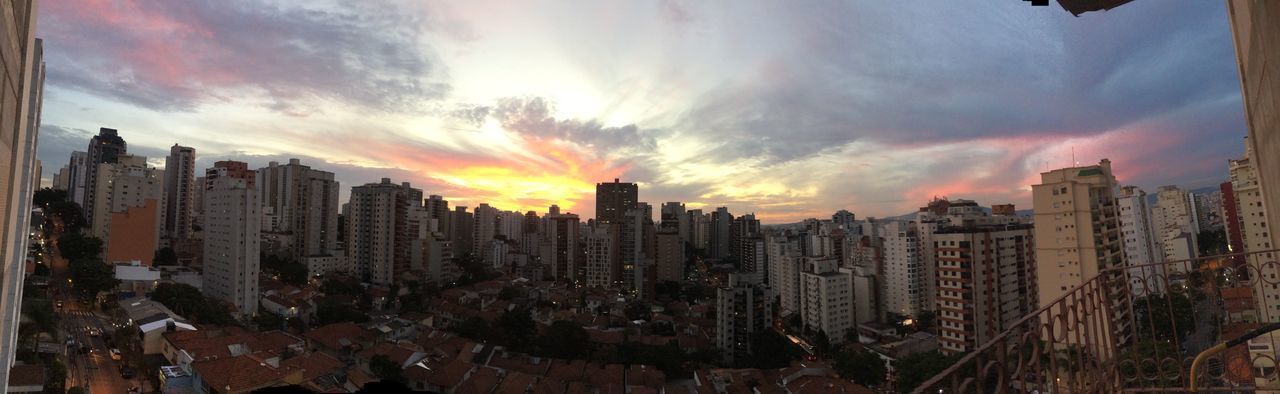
top-left (304, 322), bottom-right (378, 362)
top-left (354, 342), bottom-right (428, 375)
top-left (161, 327), bottom-right (304, 373)
top-left (119, 298), bottom-right (197, 354)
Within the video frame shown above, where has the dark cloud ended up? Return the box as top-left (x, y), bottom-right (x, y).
top-left (489, 97), bottom-right (657, 152)
top-left (38, 1), bottom-right (449, 113)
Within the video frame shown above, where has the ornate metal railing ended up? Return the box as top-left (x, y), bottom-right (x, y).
top-left (914, 249), bottom-right (1280, 393)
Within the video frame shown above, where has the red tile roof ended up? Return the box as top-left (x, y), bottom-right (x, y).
top-left (355, 342), bottom-right (420, 367)
top-left (627, 364), bottom-right (666, 388)
top-left (7, 364), bottom-right (45, 387)
top-left (495, 370), bottom-right (538, 393)
top-left (455, 365), bottom-right (501, 394)
top-left (190, 355), bottom-right (288, 392)
top-left (280, 352), bottom-right (345, 382)
top-left (305, 322), bottom-right (376, 351)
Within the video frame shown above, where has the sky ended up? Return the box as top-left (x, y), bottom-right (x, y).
top-left (34, 0), bottom-right (1247, 223)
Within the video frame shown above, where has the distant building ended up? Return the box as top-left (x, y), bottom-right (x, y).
top-left (654, 230), bottom-right (683, 283)
top-left (799, 256), bottom-right (853, 344)
top-left (709, 207), bottom-right (733, 259)
top-left (1152, 185), bottom-right (1198, 263)
top-left (163, 144), bottom-right (197, 242)
top-left (83, 127), bottom-right (128, 229)
top-left (716, 273), bottom-right (773, 364)
top-left (257, 159), bottom-right (342, 271)
top-left (595, 178), bottom-right (637, 225)
top-left (881, 221), bottom-right (923, 319)
top-left (202, 161), bottom-right (261, 317)
top-left (933, 223), bottom-right (1035, 355)
top-left (1116, 186), bottom-right (1162, 296)
top-left (348, 178), bottom-right (423, 285)
top-left (583, 225), bottom-right (619, 288)
top-left (92, 154), bottom-right (165, 265)
top-left (832, 210), bottom-right (857, 231)
top-left (544, 209), bottom-right (580, 281)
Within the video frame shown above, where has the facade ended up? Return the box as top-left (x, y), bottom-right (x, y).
top-left (881, 221), bottom-right (924, 319)
top-left (933, 223), bottom-right (1035, 355)
top-left (202, 161), bottom-right (261, 317)
top-left (799, 256), bottom-right (853, 344)
top-left (347, 178), bottom-right (422, 285)
top-left (1116, 186), bottom-right (1161, 295)
top-left (1032, 159), bottom-right (1124, 307)
top-left (66, 151), bottom-right (88, 206)
top-left (1227, 143), bottom-right (1278, 322)
top-left (257, 159), bottom-right (342, 268)
top-left (716, 273), bottom-right (773, 365)
top-left (163, 144), bottom-right (196, 241)
top-left (654, 230), bottom-right (683, 283)
top-left (768, 233), bottom-right (802, 317)
top-left (595, 178), bottom-right (637, 225)
top-left (1151, 185), bottom-right (1197, 263)
top-left (450, 206), bottom-right (473, 257)
top-left (106, 199), bottom-right (161, 266)
top-left (583, 225), bottom-right (619, 288)
top-left (83, 127), bottom-right (127, 228)
top-left (544, 209), bottom-right (580, 281)
top-left (91, 154), bottom-right (165, 264)
top-left (688, 209), bottom-right (708, 250)
top-left (472, 203), bottom-right (498, 257)
top-left (0, 6), bottom-right (42, 390)
top-left (709, 207), bottom-right (733, 259)
top-left (621, 204), bottom-right (655, 297)
top-left (832, 210), bottom-right (856, 231)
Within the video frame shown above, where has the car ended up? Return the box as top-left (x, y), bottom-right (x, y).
top-left (119, 366), bottom-right (135, 379)
top-left (109, 348), bottom-right (122, 361)
top-left (88, 328), bottom-right (101, 337)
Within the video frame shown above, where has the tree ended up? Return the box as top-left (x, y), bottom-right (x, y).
top-left (537, 320), bottom-right (591, 359)
top-left (1197, 229), bottom-right (1228, 256)
top-left (1133, 293), bottom-right (1194, 341)
top-left (262, 254), bottom-right (308, 285)
top-left (48, 201), bottom-right (87, 232)
top-left (321, 275), bottom-right (362, 296)
top-left (654, 281), bottom-right (681, 300)
top-left (316, 297), bottom-right (370, 325)
top-left (895, 351), bottom-right (963, 393)
top-left (58, 233), bottom-right (103, 261)
top-left (812, 330), bottom-right (831, 358)
top-left (69, 258), bottom-right (119, 300)
top-left (742, 330), bottom-right (798, 369)
top-left (450, 317), bottom-right (492, 341)
top-left (915, 310), bottom-right (936, 332)
top-left (624, 302), bottom-right (651, 321)
top-left (369, 355), bottom-right (405, 383)
top-left (498, 286), bottom-right (521, 301)
top-left (153, 247), bottom-right (178, 266)
top-left (834, 350), bottom-right (887, 387)
top-left (499, 307), bottom-right (537, 351)
top-left (33, 188), bottom-right (67, 208)
top-left (152, 283), bottom-right (236, 325)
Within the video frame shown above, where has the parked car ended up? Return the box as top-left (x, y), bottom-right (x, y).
top-left (109, 348), bottom-right (122, 361)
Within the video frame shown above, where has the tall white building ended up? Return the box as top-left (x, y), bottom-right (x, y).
top-left (472, 203), bottom-right (498, 256)
top-left (689, 209), bottom-right (708, 250)
top-left (66, 151), bottom-right (88, 206)
top-left (1152, 185), bottom-right (1198, 263)
top-left (881, 221), bottom-right (924, 319)
top-left (347, 178), bottom-right (423, 285)
top-left (90, 154), bottom-right (165, 247)
top-left (933, 223), bottom-right (1036, 355)
top-left (543, 209), bottom-right (580, 281)
top-left (583, 225), bottom-right (617, 288)
top-left (162, 144), bottom-right (196, 241)
top-left (201, 161), bottom-right (260, 317)
top-left (0, 10), bottom-right (42, 391)
top-left (1229, 143), bottom-right (1279, 321)
top-left (1032, 159), bottom-right (1124, 307)
top-left (767, 233), bottom-right (802, 317)
top-left (799, 256), bottom-right (853, 344)
top-left (1116, 186), bottom-right (1161, 295)
top-left (716, 273), bottom-right (773, 364)
top-left (256, 159), bottom-right (342, 270)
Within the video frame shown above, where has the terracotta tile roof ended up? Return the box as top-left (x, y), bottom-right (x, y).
top-left (408, 359), bottom-right (474, 388)
top-left (486, 351), bottom-right (551, 376)
top-left (355, 342), bottom-right (420, 367)
top-left (305, 322), bottom-right (376, 351)
top-left (7, 364), bottom-right (45, 387)
top-left (495, 370), bottom-right (538, 393)
top-left (164, 327), bottom-right (300, 361)
top-left (627, 364), bottom-right (666, 388)
top-left (588, 364), bottom-right (626, 392)
top-left (587, 329), bottom-right (626, 345)
top-left (455, 365), bottom-right (501, 394)
top-left (346, 368), bottom-right (376, 388)
top-left (279, 352), bottom-right (345, 382)
top-left (191, 355), bottom-right (287, 392)
top-left (546, 359), bottom-right (588, 381)
top-left (532, 377), bottom-right (568, 394)
top-left (786, 375), bottom-right (873, 393)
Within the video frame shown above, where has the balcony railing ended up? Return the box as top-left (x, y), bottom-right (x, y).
top-left (913, 249), bottom-right (1280, 393)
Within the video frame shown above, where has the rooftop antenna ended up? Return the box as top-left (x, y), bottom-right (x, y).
top-left (1072, 146), bottom-right (1077, 167)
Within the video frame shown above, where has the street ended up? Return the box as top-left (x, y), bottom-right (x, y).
top-left (48, 234), bottom-right (144, 394)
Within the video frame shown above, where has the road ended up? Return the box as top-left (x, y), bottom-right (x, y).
top-left (48, 234), bottom-right (144, 394)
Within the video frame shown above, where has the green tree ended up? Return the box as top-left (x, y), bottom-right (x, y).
top-left (537, 320), bottom-right (591, 359)
top-left (499, 307), bottom-right (536, 351)
top-left (321, 275), bottom-right (363, 296)
top-left (33, 188), bottom-right (67, 208)
top-left (1197, 229), bottom-right (1227, 256)
top-left (316, 297), bottom-right (370, 325)
top-left (262, 254), bottom-right (308, 285)
top-left (58, 233), bottom-right (103, 261)
top-left (369, 355), bottom-right (405, 383)
top-left (153, 247), bottom-right (178, 266)
top-left (624, 302), bottom-right (651, 321)
top-left (896, 351), bottom-right (963, 393)
top-left (450, 317), bottom-right (492, 341)
top-left (48, 201), bottom-right (87, 232)
top-left (742, 330), bottom-right (798, 369)
top-left (152, 283), bottom-right (236, 325)
top-left (812, 330), bottom-right (831, 358)
top-left (834, 350), bottom-right (887, 387)
top-left (498, 286), bottom-right (521, 301)
top-left (45, 359), bottom-right (67, 393)
top-left (69, 258), bottom-right (119, 300)
top-left (1133, 293), bottom-right (1194, 340)
top-left (915, 310), bottom-right (936, 332)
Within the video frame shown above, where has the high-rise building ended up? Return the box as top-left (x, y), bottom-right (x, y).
top-left (451, 206), bottom-right (474, 257)
top-left (473, 203), bottom-right (498, 257)
top-left (881, 221), bottom-right (924, 319)
top-left (1192, 191), bottom-right (1225, 233)
top-left (738, 235), bottom-right (766, 284)
top-left (688, 209), bottom-right (709, 250)
top-left (51, 164), bottom-right (68, 190)
top-left (655, 230), bottom-right (683, 283)
top-left (163, 144), bottom-right (196, 241)
top-left (660, 202), bottom-right (683, 231)
top-left (257, 159), bottom-right (342, 275)
top-left (595, 178), bottom-right (637, 225)
top-left (1152, 185), bottom-right (1197, 262)
top-left (621, 203), bottom-right (656, 297)
top-left (1032, 159), bottom-right (1124, 311)
top-left (729, 213), bottom-right (761, 264)
top-left (799, 256), bottom-right (854, 344)
top-left (91, 155), bottom-right (164, 264)
top-left (66, 151), bottom-right (88, 207)
top-left (1227, 143), bottom-right (1278, 321)
top-left (544, 208), bottom-right (580, 281)
top-left (201, 161), bottom-right (261, 317)
top-left (1116, 186), bottom-right (1161, 295)
top-left (583, 225), bottom-right (619, 288)
top-left (768, 233), bottom-right (802, 317)
top-left (832, 210), bottom-right (856, 231)
top-left (709, 207), bottom-right (733, 259)
top-left (933, 223), bottom-right (1036, 355)
top-left (347, 178), bottom-right (422, 285)
top-left (716, 273), bottom-right (773, 365)
top-left (0, 8), bottom-right (42, 390)
top-left (425, 195), bottom-right (451, 234)
top-left (83, 127), bottom-right (127, 228)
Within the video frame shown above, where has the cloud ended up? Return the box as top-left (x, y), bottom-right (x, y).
top-left (38, 1), bottom-right (449, 113)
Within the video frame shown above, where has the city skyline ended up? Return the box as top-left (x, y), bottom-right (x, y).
top-left (35, 1), bottom-right (1244, 222)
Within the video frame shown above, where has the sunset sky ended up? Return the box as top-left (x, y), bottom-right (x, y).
top-left (35, 1), bottom-right (1245, 223)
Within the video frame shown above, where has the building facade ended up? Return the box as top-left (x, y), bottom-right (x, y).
top-left (933, 224), bottom-right (1035, 355)
top-left (347, 178), bottom-right (422, 285)
top-left (163, 144), bottom-right (196, 241)
top-left (201, 161), bottom-right (261, 317)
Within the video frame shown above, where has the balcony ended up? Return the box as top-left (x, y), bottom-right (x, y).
top-left (914, 249), bottom-right (1280, 393)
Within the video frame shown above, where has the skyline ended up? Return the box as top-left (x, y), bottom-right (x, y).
top-left (35, 1), bottom-right (1245, 222)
